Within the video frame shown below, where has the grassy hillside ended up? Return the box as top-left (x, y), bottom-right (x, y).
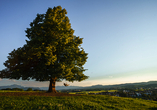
top-left (0, 94), bottom-right (157, 110)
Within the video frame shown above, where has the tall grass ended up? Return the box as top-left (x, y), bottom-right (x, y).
top-left (0, 94), bottom-right (157, 110)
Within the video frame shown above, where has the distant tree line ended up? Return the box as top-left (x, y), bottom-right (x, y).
top-left (1, 88), bottom-right (36, 91)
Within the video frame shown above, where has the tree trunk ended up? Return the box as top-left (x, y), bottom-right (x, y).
top-left (47, 78), bottom-right (57, 93)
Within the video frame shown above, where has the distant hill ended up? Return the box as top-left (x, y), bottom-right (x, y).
top-left (98, 81), bottom-right (157, 90)
top-left (77, 81), bottom-right (157, 90)
top-left (56, 81), bottom-right (157, 91)
top-left (40, 86), bottom-right (83, 90)
top-left (0, 84), bottom-right (40, 90)
top-left (41, 81), bottom-right (157, 91)
top-left (1, 81), bottom-right (157, 91)
top-left (0, 84), bottom-right (82, 91)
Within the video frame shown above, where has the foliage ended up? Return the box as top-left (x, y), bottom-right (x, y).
top-left (12, 88), bottom-right (24, 91)
top-left (27, 88), bottom-right (33, 91)
top-left (0, 94), bottom-right (157, 110)
top-left (119, 92), bottom-right (127, 97)
top-left (0, 6), bottom-right (88, 92)
top-left (1, 88), bottom-right (23, 91)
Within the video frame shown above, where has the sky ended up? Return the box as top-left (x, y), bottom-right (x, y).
top-left (1, 0), bottom-right (157, 87)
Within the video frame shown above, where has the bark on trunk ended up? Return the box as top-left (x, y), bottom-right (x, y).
top-left (47, 78), bottom-right (57, 93)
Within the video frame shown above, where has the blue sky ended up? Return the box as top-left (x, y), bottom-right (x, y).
top-left (1, 0), bottom-right (157, 87)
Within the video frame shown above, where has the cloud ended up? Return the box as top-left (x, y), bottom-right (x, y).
top-left (9, 79), bottom-right (16, 82)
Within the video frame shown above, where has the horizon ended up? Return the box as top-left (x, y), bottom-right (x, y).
top-left (1, 80), bottom-right (157, 87)
top-left (1, 0), bottom-right (157, 87)
top-left (1, 79), bottom-right (157, 88)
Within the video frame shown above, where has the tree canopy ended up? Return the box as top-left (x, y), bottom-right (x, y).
top-left (0, 6), bottom-right (88, 92)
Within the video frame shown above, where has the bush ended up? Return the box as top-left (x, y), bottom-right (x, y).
top-left (27, 88), bottom-right (33, 91)
top-left (12, 88), bottom-right (24, 91)
top-left (119, 92), bottom-right (127, 97)
top-left (34, 89), bottom-right (39, 91)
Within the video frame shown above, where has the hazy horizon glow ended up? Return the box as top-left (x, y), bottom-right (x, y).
top-left (1, 0), bottom-right (157, 87)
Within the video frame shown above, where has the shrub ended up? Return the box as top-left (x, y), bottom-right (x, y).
top-left (27, 88), bottom-right (33, 91)
top-left (12, 88), bottom-right (24, 91)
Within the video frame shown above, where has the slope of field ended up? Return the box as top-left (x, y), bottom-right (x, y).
top-left (0, 92), bottom-right (157, 110)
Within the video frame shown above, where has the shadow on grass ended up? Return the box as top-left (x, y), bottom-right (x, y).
top-left (149, 107), bottom-right (157, 110)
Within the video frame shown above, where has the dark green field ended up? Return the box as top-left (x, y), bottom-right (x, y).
top-left (0, 93), bottom-right (157, 110)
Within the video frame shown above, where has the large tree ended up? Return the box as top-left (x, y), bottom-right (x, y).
top-left (0, 6), bottom-right (88, 93)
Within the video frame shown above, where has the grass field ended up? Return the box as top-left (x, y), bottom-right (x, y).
top-left (0, 90), bottom-right (40, 92)
top-left (69, 90), bottom-right (118, 94)
top-left (0, 92), bottom-right (157, 110)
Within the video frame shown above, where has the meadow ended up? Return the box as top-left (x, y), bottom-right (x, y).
top-left (69, 90), bottom-right (118, 95)
top-left (0, 91), bottom-right (157, 110)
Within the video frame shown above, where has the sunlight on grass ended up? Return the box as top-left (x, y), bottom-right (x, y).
top-left (0, 93), bottom-right (157, 110)
top-left (69, 90), bottom-right (118, 95)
